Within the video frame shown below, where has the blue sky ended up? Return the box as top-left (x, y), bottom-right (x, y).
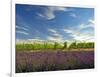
top-left (16, 4), bottom-right (94, 42)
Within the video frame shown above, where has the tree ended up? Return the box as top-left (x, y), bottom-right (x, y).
top-left (63, 42), bottom-right (67, 49)
top-left (68, 41), bottom-right (77, 49)
top-left (54, 42), bottom-right (58, 49)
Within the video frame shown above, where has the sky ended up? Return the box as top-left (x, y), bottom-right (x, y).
top-left (16, 4), bottom-right (94, 42)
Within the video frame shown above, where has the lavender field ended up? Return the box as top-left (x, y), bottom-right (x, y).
top-left (16, 50), bottom-right (94, 73)
top-left (15, 4), bottom-right (94, 73)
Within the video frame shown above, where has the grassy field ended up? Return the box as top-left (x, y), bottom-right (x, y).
top-left (16, 41), bottom-right (94, 73)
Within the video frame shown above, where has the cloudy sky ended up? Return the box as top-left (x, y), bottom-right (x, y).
top-left (16, 4), bottom-right (94, 42)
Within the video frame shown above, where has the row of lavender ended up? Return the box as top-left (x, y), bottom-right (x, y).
top-left (16, 50), bottom-right (94, 73)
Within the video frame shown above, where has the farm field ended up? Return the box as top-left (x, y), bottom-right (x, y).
top-left (16, 42), bottom-right (94, 73)
top-left (16, 50), bottom-right (94, 73)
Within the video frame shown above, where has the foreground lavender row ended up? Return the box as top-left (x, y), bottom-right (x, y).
top-left (16, 50), bottom-right (94, 73)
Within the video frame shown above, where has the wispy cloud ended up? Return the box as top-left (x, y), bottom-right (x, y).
top-left (69, 13), bottom-right (77, 18)
top-left (79, 23), bottom-right (93, 30)
top-left (16, 30), bottom-right (29, 35)
top-left (47, 36), bottom-right (63, 42)
top-left (38, 6), bottom-right (72, 20)
top-left (63, 28), bottom-right (94, 41)
top-left (89, 19), bottom-right (95, 24)
top-left (47, 28), bottom-right (63, 42)
top-left (16, 25), bottom-right (29, 31)
top-left (48, 29), bottom-right (57, 33)
top-left (79, 19), bottom-right (94, 29)
top-left (63, 19), bottom-right (94, 41)
top-left (48, 29), bottom-right (61, 38)
top-left (63, 29), bottom-right (73, 34)
top-left (27, 38), bottom-right (44, 42)
top-left (16, 25), bottom-right (30, 36)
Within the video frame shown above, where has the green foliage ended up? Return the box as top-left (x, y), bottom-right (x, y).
top-left (68, 42), bottom-right (77, 49)
top-left (63, 42), bottom-right (67, 49)
top-left (16, 41), bottom-right (94, 51)
top-left (76, 42), bottom-right (94, 49)
top-left (54, 42), bottom-right (63, 49)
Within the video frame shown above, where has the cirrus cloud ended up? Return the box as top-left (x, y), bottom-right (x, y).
top-left (63, 19), bottom-right (94, 42)
top-left (69, 13), bottom-right (77, 18)
top-left (16, 25), bottom-right (29, 31)
top-left (38, 6), bottom-right (73, 20)
top-left (16, 25), bottom-right (29, 36)
top-left (47, 28), bottom-right (63, 42)
top-left (16, 30), bottom-right (29, 35)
